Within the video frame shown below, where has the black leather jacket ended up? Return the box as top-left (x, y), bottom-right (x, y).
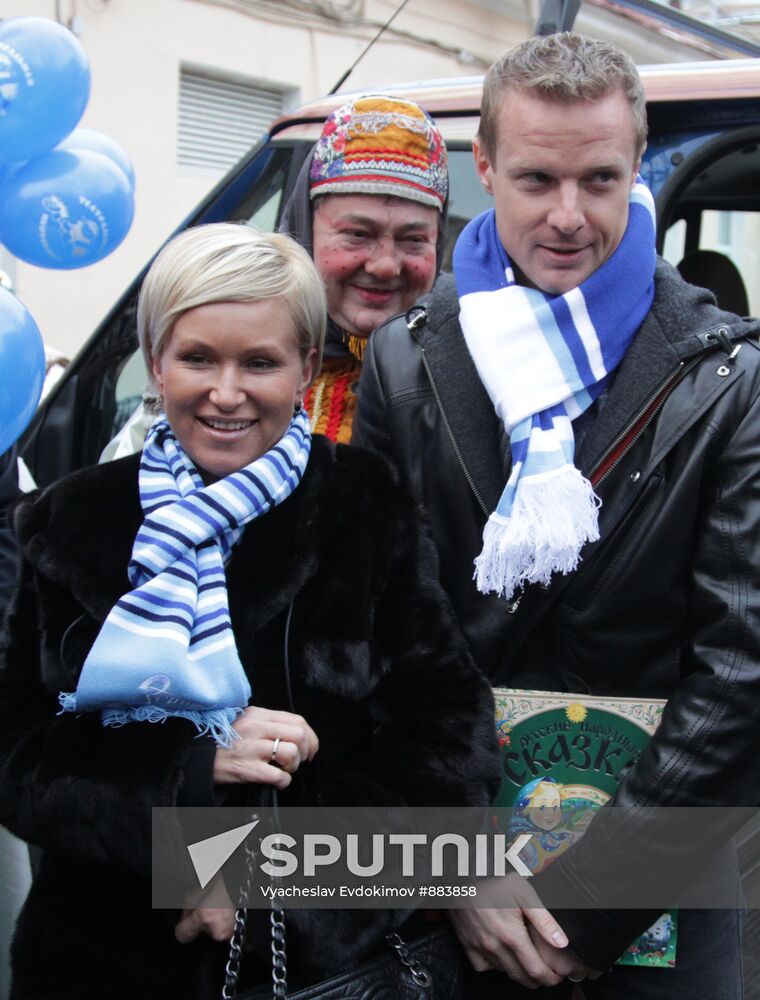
top-left (354, 261), bottom-right (760, 967)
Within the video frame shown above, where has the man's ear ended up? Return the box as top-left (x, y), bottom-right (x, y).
top-left (473, 138), bottom-right (495, 197)
top-left (631, 155), bottom-right (643, 187)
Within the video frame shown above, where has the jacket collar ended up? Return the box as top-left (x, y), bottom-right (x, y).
top-left (421, 262), bottom-right (760, 505)
top-left (15, 441), bottom-right (333, 631)
top-left (417, 274), bottom-right (506, 513)
top-left (574, 279), bottom-right (680, 474)
top-left (577, 258), bottom-right (759, 473)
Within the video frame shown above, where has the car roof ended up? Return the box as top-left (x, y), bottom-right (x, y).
top-left (270, 59), bottom-right (760, 143)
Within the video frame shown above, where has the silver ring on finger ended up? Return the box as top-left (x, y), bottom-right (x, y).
top-left (568, 974), bottom-right (585, 983)
top-left (270, 737), bottom-right (281, 763)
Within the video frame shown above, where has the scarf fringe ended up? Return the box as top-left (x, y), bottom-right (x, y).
top-left (58, 692), bottom-right (78, 713)
top-left (474, 467), bottom-right (601, 599)
top-left (59, 693), bottom-right (242, 748)
top-left (102, 705), bottom-right (242, 747)
top-left (345, 333), bottom-right (368, 362)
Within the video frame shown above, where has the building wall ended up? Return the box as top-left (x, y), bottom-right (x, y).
top-left (0, 0), bottom-right (714, 358)
top-left (0, 0), bottom-right (522, 358)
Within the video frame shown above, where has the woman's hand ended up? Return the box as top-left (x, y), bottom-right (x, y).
top-left (175, 876), bottom-right (236, 944)
top-left (213, 706), bottom-right (319, 789)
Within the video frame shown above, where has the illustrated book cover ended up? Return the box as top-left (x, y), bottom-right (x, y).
top-left (493, 688), bottom-right (676, 968)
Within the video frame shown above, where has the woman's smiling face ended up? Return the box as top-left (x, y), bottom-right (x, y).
top-left (152, 298), bottom-right (316, 483)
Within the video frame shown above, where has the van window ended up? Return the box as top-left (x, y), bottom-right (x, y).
top-left (663, 210), bottom-right (759, 314)
top-left (445, 146), bottom-right (493, 267)
top-left (232, 147), bottom-right (292, 228)
top-left (657, 127), bottom-right (760, 316)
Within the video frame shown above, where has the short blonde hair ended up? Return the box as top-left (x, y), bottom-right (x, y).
top-left (137, 223), bottom-right (326, 388)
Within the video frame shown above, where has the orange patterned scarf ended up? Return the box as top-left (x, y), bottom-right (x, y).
top-left (304, 355), bottom-right (363, 444)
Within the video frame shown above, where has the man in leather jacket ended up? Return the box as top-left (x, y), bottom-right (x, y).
top-left (354, 32), bottom-right (760, 1000)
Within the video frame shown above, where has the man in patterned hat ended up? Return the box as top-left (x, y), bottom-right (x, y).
top-left (101, 95), bottom-right (448, 462)
top-left (279, 94), bottom-right (448, 443)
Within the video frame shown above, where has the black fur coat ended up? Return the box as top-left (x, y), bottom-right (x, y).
top-left (0, 436), bottom-right (499, 1000)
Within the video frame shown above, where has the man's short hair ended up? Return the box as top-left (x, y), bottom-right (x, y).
top-left (477, 33), bottom-right (647, 162)
top-left (137, 223), bottom-right (326, 387)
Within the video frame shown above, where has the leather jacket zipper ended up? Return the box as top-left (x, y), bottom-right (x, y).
top-left (421, 346), bottom-right (489, 517)
top-left (589, 356), bottom-right (705, 488)
top-left (421, 348), bottom-right (524, 613)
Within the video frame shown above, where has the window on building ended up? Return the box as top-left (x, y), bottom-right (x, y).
top-left (177, 67), bottom-right (287, 174)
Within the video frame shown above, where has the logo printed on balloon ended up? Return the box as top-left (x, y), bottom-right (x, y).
top-left (0, 41), bottom-right (33, 110)
top-left (40, 194), bottom-right (106, 260)
top-left (0, 148), bottom-right (134, 269)
top-left (0, 51), bottom-right (21, 114)
top-left (0, 18), bottom-right (90, 164)
top-left (0, 41), bottom-right (33, 85)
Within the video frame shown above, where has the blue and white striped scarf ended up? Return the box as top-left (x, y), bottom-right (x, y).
top-left (454, 178), bottom-right (656, 600)
top-left (59, 408), bottom-right (312, 746)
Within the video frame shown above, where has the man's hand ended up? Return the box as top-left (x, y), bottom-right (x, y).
top-left (449, 873), bottom-right (605, 989)
top-left (527, 923), bottom-right (602, 983)
top-left (450, 875), bottom-right (571, 989)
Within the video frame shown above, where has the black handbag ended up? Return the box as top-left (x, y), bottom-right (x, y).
top-left (236, 923), bottom-right (468, 1000)
top-left (221, 600), bottom-right (468, 1000)
top-left (220, 803), bottom-right (469, 1000)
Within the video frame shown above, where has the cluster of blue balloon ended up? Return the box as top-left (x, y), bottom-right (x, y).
top-left (0, 16), bottom-right (136, 455)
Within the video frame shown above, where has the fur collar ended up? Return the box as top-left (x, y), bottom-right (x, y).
top-left (13, 436), bottom-right (386, 634)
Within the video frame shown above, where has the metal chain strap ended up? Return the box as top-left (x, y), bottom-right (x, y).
top-left (222, 906), bottom-right (249, 1000)
top-left (223, 599), bottom-right (295, 999)
top-left (270, 904), bottom-right (288, 998)
top-left (386, 933), bottom-right (433, 989)
top-left (222, 822), bottom-right (260, 1000)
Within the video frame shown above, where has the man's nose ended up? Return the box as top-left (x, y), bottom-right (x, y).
top-left (209, 368), bottom-right (245, 409)
top-left (364, 236), bottom-right (402, 279)
top-left (547, 184), bottom-right (585, 234)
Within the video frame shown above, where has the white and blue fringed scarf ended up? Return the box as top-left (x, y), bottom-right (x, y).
top-left (59, 408), bottom-right (312, 746)
top-left (453, 177), bottom-right (656, 600)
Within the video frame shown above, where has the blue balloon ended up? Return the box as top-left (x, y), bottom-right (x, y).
top-left (0, 287), bottom-right (45, 454)
top-left (0, 160), bottom-right (24, 192)
top-left (0, 149), bottom-right (135, 269)
top-left (57, 128), bottom-right (136, 190)
top-left (0, 17), bottom-right (90, 164)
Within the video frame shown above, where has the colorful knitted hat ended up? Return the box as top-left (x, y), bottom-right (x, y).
top-left (309, 95), bottom-right (448, 211)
